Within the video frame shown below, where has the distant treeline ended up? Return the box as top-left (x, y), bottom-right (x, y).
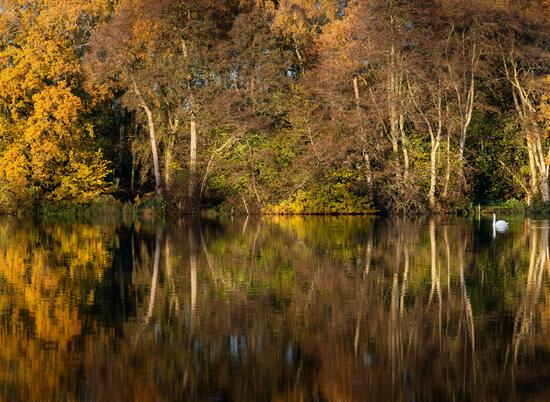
top-left (1, 0), bottom-right (550, 214)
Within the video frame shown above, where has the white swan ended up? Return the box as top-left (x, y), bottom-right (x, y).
top-left (493, 213), bottom-right (509, 233)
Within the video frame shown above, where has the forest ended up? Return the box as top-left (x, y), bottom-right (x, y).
top-left (1, 0), bottom-right (550, 215)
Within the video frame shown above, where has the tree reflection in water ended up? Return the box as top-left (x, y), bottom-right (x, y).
top-left (0, 216), bottom-right (550, 401)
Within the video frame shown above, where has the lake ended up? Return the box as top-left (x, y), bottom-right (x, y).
top-left (0, 215), bottom-right (549, 401)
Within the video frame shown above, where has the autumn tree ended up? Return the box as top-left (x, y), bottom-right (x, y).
top-left (0, 0), bottom-right (112, 212)
top-left (498, 8), bottom-right (550, 203)
top-left (3, 0), bottom-right (550, 214)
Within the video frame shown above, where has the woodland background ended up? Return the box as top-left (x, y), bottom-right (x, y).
top-left (1, 0), bottom-right (550, 214)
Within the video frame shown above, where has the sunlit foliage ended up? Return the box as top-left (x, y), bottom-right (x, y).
top-left (1, 0), bottom-right (550, 213)
top-left (0, 0), bottom-right (113, 213)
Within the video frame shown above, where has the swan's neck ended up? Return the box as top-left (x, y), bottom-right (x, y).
top-left (493, 214), bottom-right (496, 225)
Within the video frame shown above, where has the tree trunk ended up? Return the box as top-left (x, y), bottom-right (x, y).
top-left (456, 61), bottom-right (476, 180)
top-left (143, 104), bottom-right (163, 198)
top-left (430, 88), bottom-right (443, 211)
top-left (182, 39), bottom-right (198, 204)
top-left (541, 179), bottom-right (550, 203)
top-left (164, 137), bottom-right (174, 192)
top-left (399, 114), bottom-right (409, 182)
top-left (429, 96), bottom-right (442, 211)
top-left (446, 38), bottom-right (478, 184)
top-left (388, 44), bottom-right (402, 181)
top-left (443, 125), bottom-right (451, 199)
top-left (165, 114), bottom-right (179, 193)
top-left (354, 76), bottom-right (374, 199)
top-left (534, 134), bottom-right (550, 203)
top-left (458, 126), bottom-right (467, 168)
top-left (504, 55), bottom-right (549, 204)
top-left (130, 143), bottom-right (136, 195)
top-left (133, 81), bottom-right (162, 197)
top-left (189, 112), bottom-right (197, 200)
top-left (389, 83), bottom-right (400, 155)
top-left (407, 78), bottom-right (442, 210)
top-left (363, 150), bottom-right (374, 201)
top-left (429, 140), bottom-right (440, 210)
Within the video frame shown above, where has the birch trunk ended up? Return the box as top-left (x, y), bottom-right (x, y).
top-left (457, 46), bottom-right (477, 178)
top-left (189, 112), bottom-right (197, 200)
top-left (430, 96), bottom-right (443, 211)
top-left (133, 81), bottom-right (163, 197)
top-left (399, 114), bottom-right (409, 182)
top-left (410, 81), bottom-right (442, 210)
top-left (443, 122), bottom-right (451, 199)
top-left (145, 106), bottom-right (163, 198)
top-left (504, 55), bottom-right (549, 203)
top-left (183, 39), bottom-right (198, 202)
top-left (165, 114), bottom-right (179, 192)
top-left (429, 136), bottom-right (440, 210)
top-left (388, 44), bottom-right (402, 181)
top-left (354, 76), bottom-right (374, 199)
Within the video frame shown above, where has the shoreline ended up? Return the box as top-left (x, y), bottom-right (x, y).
top-left (8, 200), bottom-right (536, 220)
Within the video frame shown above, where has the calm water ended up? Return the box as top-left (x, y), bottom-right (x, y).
top-left (1, 216), bottom-right (550, 401)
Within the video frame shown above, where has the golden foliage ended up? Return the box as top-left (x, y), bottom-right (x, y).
top-left (0, 0), bottom-right (113, 212)
top-left (52, 151), bottom-right (111, 204)
top-left (0, 143), bottom-right (32, 213)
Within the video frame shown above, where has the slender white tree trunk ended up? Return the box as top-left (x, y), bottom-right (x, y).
top-left (388, 44), bottom-right (403, 184)
top-left (189, 112), bottom-right (197, 200)
top-left (429, 93), bottom-right (443, 211)
top-left (182, 39), bottom-right (198, 203)
top-left (457, 49), bottom-right (477, 178)
top-left (399, 114), bottom-right (409, 182)
top-left (354, 76), bottom-right (374, 199)
top-left (133, 81), bottom-right (162, 197)
top-left (165, 114), bottom-right (180, 192)
top-left (504, 55), bottom-right (549, 203)
top-left (429, 139), bottom-right (440, 210)
top-left (144, 106), bottom-right (163, 198)
top-left (443, 122), bottom-right (451, 199)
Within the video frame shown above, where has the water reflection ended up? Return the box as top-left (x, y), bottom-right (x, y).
top-left (0, 216), bottom-right (550, 401)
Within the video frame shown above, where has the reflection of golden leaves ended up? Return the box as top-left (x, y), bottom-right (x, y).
top-left (0, 219), bottom-right (113, 400)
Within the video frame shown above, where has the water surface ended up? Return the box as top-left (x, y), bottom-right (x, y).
top-left (0, 216), bottom-right (549, 401)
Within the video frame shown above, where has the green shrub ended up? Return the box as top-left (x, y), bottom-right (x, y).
top-left (269, 168), bottom-right (375, 215)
